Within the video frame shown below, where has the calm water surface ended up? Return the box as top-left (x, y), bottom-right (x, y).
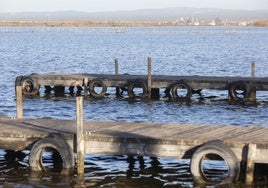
top-left (0, 26), bottom-right (268, 187)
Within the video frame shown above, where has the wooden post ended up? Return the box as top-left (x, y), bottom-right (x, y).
top-left (76, 96), bottom-right (85, 175)
top-left (115, 59), bottom-right (120, 97)
top-left (115, 59), bottom-right (119, 75)
top-left (16, 86), bottom-right (23, 119)
top-left (251, 61), bottom-right (256, 77)
top-left (84, 78), bottom-right (88, 97)
top-left (147, 57), bottom-right (152, 99)
top-left (246, 143), bottom-right (257, 184)
top-left (249, 62), bottom-right (256, 101)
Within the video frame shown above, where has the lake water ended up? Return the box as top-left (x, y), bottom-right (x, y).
top-left (0, 26), bottom-right (268, 187)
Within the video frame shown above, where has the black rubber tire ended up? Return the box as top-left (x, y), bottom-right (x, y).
top-left (127, 79), bottom-right (148, 99)
top-left (88, 79), bottom-right (107, 98)
top-left (29, 135), bottom-right (74, 174)
top-left (171, 81), bottom-right (192, 100)
top-left (229, 81), bottom-right (250, 102)
top-left (190, 140), bottom-right (240, 185)
top-left (21, 77), bottom-right (40, 96)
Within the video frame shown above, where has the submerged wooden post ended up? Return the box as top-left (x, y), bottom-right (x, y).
top-left (251, 61), bottom-right (256, 77)
top-left (76, 96), bottom-right (85, 175)
top-left (246, 143), bottom-right (257, 184)
top-left (16, 86), bottom-right (23, 119)
top-left (115, 59), bottom-right (120, 97)
top-left (147, 57), bottom-right (152, 99)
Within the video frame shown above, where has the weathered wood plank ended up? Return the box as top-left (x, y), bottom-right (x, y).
top-left (0, 118), bottom-right (268, 163)
top-left (226, 127), bottom-right (265, 142)
top-left (188, 126), bottom-right (237, 140)
top-left (27, 73), bottom-right (268, 90)
top-left (227, 127), bottom-right (267, 142)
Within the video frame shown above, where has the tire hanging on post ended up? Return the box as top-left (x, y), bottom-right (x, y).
top-left (88, 79), bottom-right (107, 98)
top-left (170, 80), bottom-right (192, 100)
top-left (20, 77), bottom-right (40, 96)
top-left (190, 140), bottom-right (240, 185)
top-left (229, 81), bottom-right (250, 102)
top-left (29, 134), bottom-right (74, 174)
top-left (127, 79), bottom-right (148, 99)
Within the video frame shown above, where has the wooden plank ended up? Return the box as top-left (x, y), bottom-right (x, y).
top-left (76, 97), bottom-right (85, 175)
top-left (246, 144), bottom-right (257, 184)
top-left (226, 127), bottom-right (266, 142)
top-left (170, 125), bottom-right (212, 138)
top-left (16, 86), bottom-right (23, 119)
top-left (26, 73), bottom-right (268, 91)
top-left (0, 118), bottom-right (268, 163)
top-left (147, 57), bottom-right (152, 99)
top-left (187, 126), bottom-right (237, 140)
top-left (1, 118), bottom-right (268, 144)
top-left (232, 128), bottom-right (267, 142)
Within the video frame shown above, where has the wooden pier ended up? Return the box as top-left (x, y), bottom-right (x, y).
top-left (15, 60), bottom-right (268, 103)
top-left (0, 88), bottom-right (267, 185)
top-left (4, 60), bottom-right (268, 185)
top-left (1, 114), bottom-right (268, 184)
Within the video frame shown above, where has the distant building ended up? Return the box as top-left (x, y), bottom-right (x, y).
top-left (175, 16), bottom-right (251, 26)
top-left (208, 20), bottom-right (216, 26)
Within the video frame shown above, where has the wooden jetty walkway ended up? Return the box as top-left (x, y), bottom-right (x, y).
top-left (3, 60), bottom-right (267, 185)
top-left (0, 89), bottom-right (267, 185)
top-left (1, 113), bottom-right (268, 184)
top-left (0, 111), bottom-right (268, 182)
top-left (15, 60), bottom-right (268, 103)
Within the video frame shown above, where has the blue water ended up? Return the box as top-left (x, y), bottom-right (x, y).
top-left (0, 26), bottom-right (268, 187)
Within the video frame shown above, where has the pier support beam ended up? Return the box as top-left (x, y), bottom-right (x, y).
top-left (115, 59), bottom-right (120, 97)
top-left (76, 96), bottom-right (85, 175)
top-left (16, 86), bottom-right (23, 119)
top-left (251, 61), bottom-right (256, 77)
top-left (147, 57), bottom-right (152, 99)
top-left (246, 143), bottom-right (256, 184)
top-left (54, 86), bottom-right (65, 97)
top-left (84, 78), bottom-right (89, 97)
top-left (248, 61), bottom-right (257, 102)
top-left (151, 88), bottom-right (160, 100)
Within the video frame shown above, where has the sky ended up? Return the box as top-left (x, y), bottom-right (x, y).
top-left (1, 0), bottom-right (268, 13)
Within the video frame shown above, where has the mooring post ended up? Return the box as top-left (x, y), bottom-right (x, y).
top-left (76, 96), bottom-right (85, 175)
top-left (115, 59), bottom-right (120, 97)
top-left (16, 86), bottom-right (23, 119)
top-left (84, 77), bottom-right (88, 97)
top-left (115, 58), bottom-right (119, 75)
top-left (249, 61), bottom-right (257, 101)
top-left (251, 61), bottom-right (256, 77)
top-left (246, 143), bottom-right (257, 184)
top-left (147, 57), bottom-right (152, 99)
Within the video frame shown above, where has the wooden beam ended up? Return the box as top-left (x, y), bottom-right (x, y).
top-left (84, 77), bottom-right (88, 97)
top-left (246, 143), bottom-right (257, 184)
top-left (16, 86), bottom-right (23, 119)
top-left (76, 96), bottom-right (85, 175)
top-left (251, 61), bottom-right (256, 77)
top-left (114, 58), bottom-right (119, 75)
top-left (147, 57), bottom-right (152, 99)
top-left (115, 59), bottom-right (120, 97)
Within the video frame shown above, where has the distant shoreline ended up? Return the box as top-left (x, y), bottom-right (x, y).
top-left (0, 21), bottom-right (175, 27)
top-left (0, 21), bottom-right (266, 27)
